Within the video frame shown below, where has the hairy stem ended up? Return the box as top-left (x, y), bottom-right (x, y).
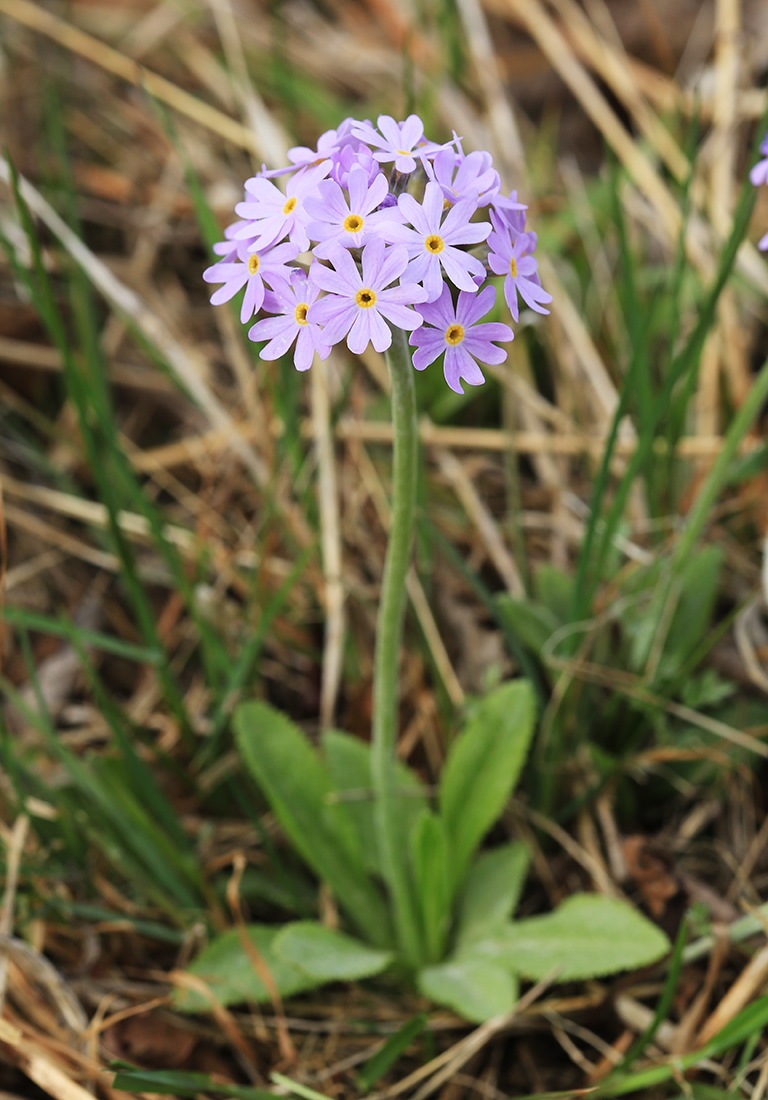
top-left (371, 325), bottom-right (421, 966)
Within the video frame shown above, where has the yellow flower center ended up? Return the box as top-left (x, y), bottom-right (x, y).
top-left (344, 214), bottom-right (364, 233)
top-left (283, 196), bottom-right (297, 215)
top-left (295, 303), bottom-right (309, 325)
top-left (425, 234), bottom-right (444, 254)
top-left (443, 198), bottom-right (452, 210)
top-left (445, 324), bottom-right (465, 346)
top-left (510, 256), bottom-right (518, 278)
top-left (355, 288), bottom-right (377, 308)
top-left (248, 254), bottom-right (260, 275)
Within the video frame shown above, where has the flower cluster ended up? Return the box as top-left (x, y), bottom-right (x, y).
top-left (751, 133), bottom-right (768, 252)
top-left (204, 115), bottom-right (551, 393)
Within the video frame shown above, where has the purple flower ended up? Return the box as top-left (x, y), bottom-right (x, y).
top-left (426, 148), bottom-right (501, 208)
top-left (212, 219), bottom-right (253, 256)
top-left (307, 239), bottom-right (427, 354)
top-left (248, 270), bottom-right (331, 371)
top-left (329, 142), bottom-right (380, 190)
top-left (306, 167), bottom-right (402, 259)
top-left (409, 284), bottom-right (513, 394)
top-left (491, 189), bottom-right (528, 235)
top-left (351, 114), bottom-right (443, 175)
top-left (234, 163), bottom-right (331, 252)
top-left (259, 122), bottom-right (355, 179)
top-left (202, 240), bottom-right (298, 323)
top-left (487, 214), bottom-right (552, 323)
top-left (381, 181), bottom-right (490, 301)
top-left (751, 134), bottom-right (768, 187)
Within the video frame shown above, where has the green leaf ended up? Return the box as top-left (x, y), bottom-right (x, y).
top-left (356, 1013), bottom-right (428, 1092)
top-left (474, 894), bottom-right (670, 982)
top-left (234, 702), bottom-right (392, 947)
top-left (623, 548), bottom-right (723, 683)
top-left (273, 922), bottom-right (393, 982)
top-left (454, 842), bottom-right (530, 950)
top-left (322, 730), bottom-right (427, 877)
top-left (410, 811), bottom-right (451, 963)
top-left (495, 595), bottom-right (559, 657)
top-left (175, 925), bottom-right (322, 1012)
top-left (418, 957), bottom-right (518, 1023)
top-left (534, 563), bottom-right (574, 625)
top-left (662, 546), bottom-right (723, 677)
top-left (439, 680), bottom-right (536, 892)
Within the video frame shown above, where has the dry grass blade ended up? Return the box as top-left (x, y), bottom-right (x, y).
top-left (0, 816), bottom-right (29, 1013)
top-left (226, 853), bottom-right (296, 1066)
top-left (0, 937), bottom-right (87, 1037)
top-left (519, 806), bottom-right (621, 899)
top-left (0, 1020), bottom-right (94, 1100)
top-left (696, 940), bottom-right (768, 1047)
top-left (503, 0), bottom-right (681, 243)
top-left (0, 159), bottom-right (269, 489)
top-left (452, 0), bottom-right (525, 182)
top-left (207, 0), bottom-right (291, 167)
top-left (436, 449), bottom-right (524, 597)
top-left (543, 0), bottom-right (689, 183)
top-left (0, 0), bottom-right (281, 163)
top-left (393, 977), bottom-right (556, 1100)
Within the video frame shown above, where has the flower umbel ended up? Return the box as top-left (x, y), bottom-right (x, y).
top-left (203, 113), bottom-right (550, 377)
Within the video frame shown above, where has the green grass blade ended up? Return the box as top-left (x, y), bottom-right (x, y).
top-left (2, 605), bottom-right (162, 663)
top-left (356, 1013), bottom-right (428, 1092)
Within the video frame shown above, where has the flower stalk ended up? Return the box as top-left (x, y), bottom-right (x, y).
top-left (371, 325), bottom-right (421, 965)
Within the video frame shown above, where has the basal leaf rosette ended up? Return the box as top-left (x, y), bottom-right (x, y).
top-left (203, 115), bottom-right (551, 387)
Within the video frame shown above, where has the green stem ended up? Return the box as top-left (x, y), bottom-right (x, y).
top-left (371, 326), bottom-right (422, 967)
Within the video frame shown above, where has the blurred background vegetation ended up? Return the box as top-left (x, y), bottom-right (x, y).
top-left (4, 0), bottom-right (768, 1096)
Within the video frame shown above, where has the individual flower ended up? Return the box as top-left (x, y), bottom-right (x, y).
top-left (487, 214), bottom-right (552, 323)
top-left (212, 219), bottom-right (252, 255)
top-left (329, 141), bottom-right (380, 190)
top-left (248, 269), bottom-right (331, 371)
top-left (307, 238), bottom-right (427, 354)
top-left (426, 147), bottom-right (501, 208)
top-left (351, 114), bottom-right (443, 175)
top-left (382, 181), bottom-right (490, 301)
top-left (202, 240), bottom-right (298, 323)
top-left (410, 284), bottom-right (513, 394)
top-left (260, 121), bottom-right (356, 178)
top-left (306, 166), bottom-right (402, 259)
top-left (491, 189), bottom-right (528, 234)
top-left (234, 162), bottom-right (331, 251)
